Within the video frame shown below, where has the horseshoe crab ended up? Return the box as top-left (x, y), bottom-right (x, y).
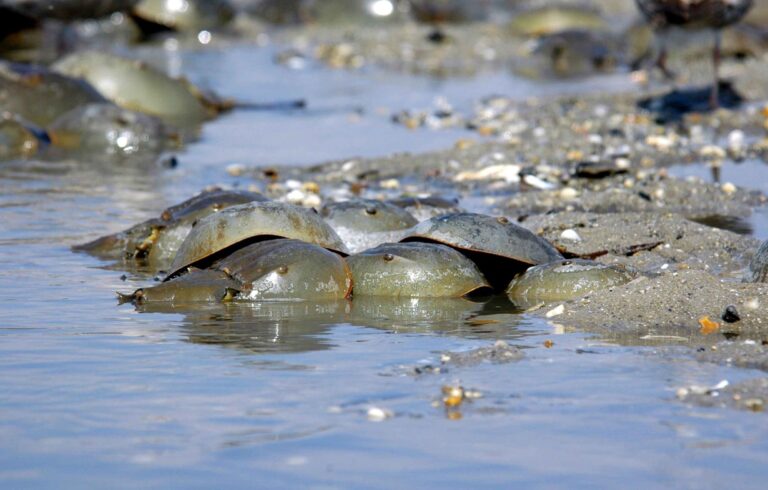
top-left (320, 199), bottom-right (418, 254)
top-left (347, 242), bottom-right (491, 297)
top-left (0, 113), bottom-right (41, 159)
top-left (0, 61), bottom-right (107, 126)
top-left (121, 268), bottom-right (239, 304)
top-left (506, 259), bottom-right (635, 307)
top-left (74, 188), bottom-right (268, 273)
top-left (52, 50), bottom-right (214, 124)
top-left (387, 195), bottom-right (461, 221)
top-left (131, 0), bottom-right (235, 33)
top-left (167, 201), bottom-right (349, 279)
top-left (213, 239), bottom-right (352, 301)
top-left (524, 30), bottom-right (619, 78)
top-left (123, 239), bottom-right (352, 303)
top-left (1, 0), bottom-right (138, 20)
top-left (401, 213), bottom-right (562, 290)
top-left (508, 5), bottom-right (607, 37)
top-left (47, 103), bottom-right (175, 157)
top-left (311, 0), bottom-right (404, 24)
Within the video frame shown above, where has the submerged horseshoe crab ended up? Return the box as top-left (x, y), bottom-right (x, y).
top-left (320, 199), bottom-right (418, 254)
top-left (0, 61), bottom-right (107, 126)
top-left (131, 0), bottom-right (235, 33)
top-left (166, 201), bottom-right (349, 279)
top-left (123, 239), bottom-right (352, 303)
top-left (52, 50), bottom-right (215, 124)
top-left (74, 188), bottom-right (268, 273)
top-left (401, 213), bottom-right (562, 290)
top-left (47, 103), bottom-right (175, 157)
top-left (347, 242), bottom-right (491, 298)
top-left (0, 113), bottom-right (41, 159)
top-left (506, 259), bottom-right (636, 307)
top-left (508, 5), bottom-right (607, 37)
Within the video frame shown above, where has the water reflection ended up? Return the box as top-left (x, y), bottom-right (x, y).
top-left (133, 295), bottom-right (530, 355)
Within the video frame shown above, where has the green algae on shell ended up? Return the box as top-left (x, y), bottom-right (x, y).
top-left (347, 242), bottom-right (491, 298)
top-left (51, 50), bottom-right (213, 124)
top-left (167, 201), bottom-right (349, 279)
top-left (47, 103), bottom-right (174, 157)
top-left (213, 239), bottom-right (352, 301)
top-left (320, 199), bottom-right (418, 254)
top-left (132, 0), bottom-right (235, 32)
top-left (0, 61), bottom-right (107, 126)
top-left (506, 259), bottom-right (635, 307)
top-left (401, 212), bottom-right (562, 290)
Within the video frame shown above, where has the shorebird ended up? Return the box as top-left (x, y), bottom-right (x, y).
top-left (635, 0), bottom-right (754, 107)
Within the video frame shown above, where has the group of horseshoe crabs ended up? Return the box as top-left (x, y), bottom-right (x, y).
top-left (79, 192), bottom-right (640, 306)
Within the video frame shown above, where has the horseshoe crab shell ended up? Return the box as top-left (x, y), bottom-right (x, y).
top-left (508, 5), bottom-right (607, 37)
top-left (132, 0), bottom-right (235, 32)
top-left (0, 113), bottom-right (40, 159)
top-left (2, 0), bottom-right (139, 20)
top-left (507, 259), bottom-right (635, 307)
top-left (320, 199), bottom-right (418, 254)
top-left (124, 239), bottom-right (352, 303)
top-left (386, 195), bottom-right (462, 221)
top-left (401, 212), bottom-right (562, 290)
top-left (51, 50), bottom-right (213, 124)
top-left (74, 189), bottom-right (268, 273)
top-left (167, 201), bottom-right (349, 279)
top-left (213, 239), bottom-right (352, 301)
top-left (47, 103), bottom-right (173, 157)
top-left (0, 61), bottom-right (107, 126)
top-left (121, 268), bottom-right (239, 304)
top-left (347, 242), bottom-right (491, 297)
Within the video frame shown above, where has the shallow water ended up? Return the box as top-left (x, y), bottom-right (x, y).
top-left (2, 42), bottom-right (768, 488)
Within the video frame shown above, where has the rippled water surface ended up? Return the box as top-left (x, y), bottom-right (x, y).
top-left (2, 43), bottom-right (768, 488)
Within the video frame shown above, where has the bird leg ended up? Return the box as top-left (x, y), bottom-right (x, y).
top-left (652, 33), bottom-right (675, 80)
top-left (711, 30), bottom-right (722, 109)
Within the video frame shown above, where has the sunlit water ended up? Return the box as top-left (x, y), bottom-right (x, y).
top-left (1, 42), bottom-right (767, 488)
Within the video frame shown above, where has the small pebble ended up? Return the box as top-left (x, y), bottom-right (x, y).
top-left (721, 182), bottom-right (736, 195)
top-left (285, 189), bottom-right (306, 204)
top-left (367, 407), bottom-right (393, 422)
top-left (700, 145), bottom-right (726, 159)
top-left (380, 178), bottom-right (400, 189)
top-left (722, 305), bottom-right (741, 323)
top-left (226, 163), bottom-right (246, 177)
top-left (545, 304), bottom-right (564, 318)
top-left (560, 229), bottom-right (581, 242)
top-left (285, 179), bottom-right (302, 190)
top-left (727, 129), bottom-right (745, 153)
top-left (559, 187), bottom-right (578, 200)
